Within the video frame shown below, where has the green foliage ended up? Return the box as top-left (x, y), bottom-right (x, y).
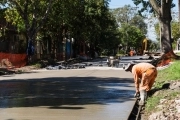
top-left (132, 0), bottom-right (175, 16)
top-left (110, 5), bottom-right (147, 53)
top-left (116, 49), bottom-right (125, 56)
top-left (0, 0), bottom-right (120, 56)
top-left (110, 5), bottom-right (147, 34)
top-left (1, 0), bottom-right (54, 42)
top-left (132, 0), bottom-right (176, 54)
top-left (5, 8), bottom-right (25, 32)
top-left (155, 61), bottom-right (180, 89)
top-left (171, 22), bottom-right (180, 41)
top-left (148, 40), bottom-right (159, 51)
top-left (154, 23), bottom-right (160, 41)
top-left (145, 61), bottom-right (180, 113)
top-left (171, 21), bottom-right (180, 49)
top-left (119, 24), bottom-right (145, 50)
top-left (155, 21), bottom-right (180, 50)
top-left (146, 93), bottom-right (163, 112)
top-left (32, 63), bottom-right (42, 69)
top-left (130, 15), bottom-right (147, 34)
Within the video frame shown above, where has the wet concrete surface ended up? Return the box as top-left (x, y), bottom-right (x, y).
top-left (0, 68), bottom-right (136, 120)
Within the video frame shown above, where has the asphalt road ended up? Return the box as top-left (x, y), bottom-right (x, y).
top-left (0, 68), bottom-right (136, 120)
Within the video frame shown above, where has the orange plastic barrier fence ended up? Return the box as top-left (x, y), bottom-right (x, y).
top-left (0, 52), bottom-right (27, 68)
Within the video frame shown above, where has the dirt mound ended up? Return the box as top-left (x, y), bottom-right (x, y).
top-left (0, 58), bottom-right (13, 68)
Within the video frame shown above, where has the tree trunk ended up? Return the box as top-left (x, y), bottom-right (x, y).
top-left (26, 28), bottom-right (37, 63)
top-left (149, 0), bottom-right (172, 54)
top-left (159, 18), bottom-right (172, 53)
top-left (149, 0), bottom-right (180, 67)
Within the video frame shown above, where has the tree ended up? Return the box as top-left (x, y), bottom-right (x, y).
top-left (0, 0), bottom-right (53, 54)
top-left (110, 5), bottom-right (147, 31)
top-left (110, 5), bottom-right (147, 54)
top-left (132, 0), bottom-right (176, 54)
top-left (130, 15), bottom-right (147, 34)
top-left (119, 24), bottom-right (145, 54)
top-left (155, 21), bottom-right (180, 50)
top-left (132, 0), bottom-right (180, 67)
top-left (45, 0), bottom-right (117, 57)
top-left (0, 0), bottom-right (120, 59)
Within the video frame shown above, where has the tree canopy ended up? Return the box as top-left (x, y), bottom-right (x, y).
top-left (110, 5), bottom-right (148, 54)
top-left (132, 0), bottom-right (176, 54)
top-left (0, 0), bottom-right (120, 56)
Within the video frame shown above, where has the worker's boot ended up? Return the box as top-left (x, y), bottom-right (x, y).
top-left (139, 90), bottom-right (147, 106)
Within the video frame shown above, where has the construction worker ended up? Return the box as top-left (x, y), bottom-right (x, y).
top-left (124, 62), bottom-right (157, 105)
top-left (129, 50), bottom-right (134, 56)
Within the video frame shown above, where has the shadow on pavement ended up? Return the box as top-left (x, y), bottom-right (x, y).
top-left (0, 77), bottom-right (135, 109)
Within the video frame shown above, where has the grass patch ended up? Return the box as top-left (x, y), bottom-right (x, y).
top-left (146, 90), bottom-right (180, 112)
top-left (146, 93), bottom-right (163, 112)
top-left (144, 60), bottom-right (180, 114)
top-left (32, 63), bottom-right (42, 68)
top-left (155, 61), bottom-right (180, 89)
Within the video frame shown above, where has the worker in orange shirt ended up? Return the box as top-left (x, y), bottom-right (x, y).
top-left (129, 50), bottom-right (134, 56)
top-left (124, 62), bottom-right (157, 105)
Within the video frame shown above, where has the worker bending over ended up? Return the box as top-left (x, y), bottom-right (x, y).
top-left (124, 62), bottom-right (157, 105)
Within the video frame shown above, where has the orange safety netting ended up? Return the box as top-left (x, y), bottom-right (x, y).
top-left (156, 51), bottom-right (176, 67)
top-left (157, 59), bottom-right (171, 67)
top-left (0, 52), bottom-right (27, 68)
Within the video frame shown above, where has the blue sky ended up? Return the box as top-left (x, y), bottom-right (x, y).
top-left (109, 0), bottom-right (136, 8)
top-left (109, 0), bottom-right (178, 11)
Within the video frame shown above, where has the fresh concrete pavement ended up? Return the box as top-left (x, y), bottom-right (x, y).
top-left (0, 67), bottom-right (136, 120)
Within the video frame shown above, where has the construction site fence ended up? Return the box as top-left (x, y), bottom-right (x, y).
top-left (0, 52), bottom-right (27, 68)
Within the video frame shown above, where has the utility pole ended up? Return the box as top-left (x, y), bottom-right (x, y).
top-left (179, 0), bottom-right (180, 22)
top-left (159, 22), bottom-right (162, 52)
top-left (178, 0), bottom-right (180, 51)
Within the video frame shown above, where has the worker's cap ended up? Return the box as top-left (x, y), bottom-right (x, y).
top-left (124, 63), bottom-right (135, 72)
